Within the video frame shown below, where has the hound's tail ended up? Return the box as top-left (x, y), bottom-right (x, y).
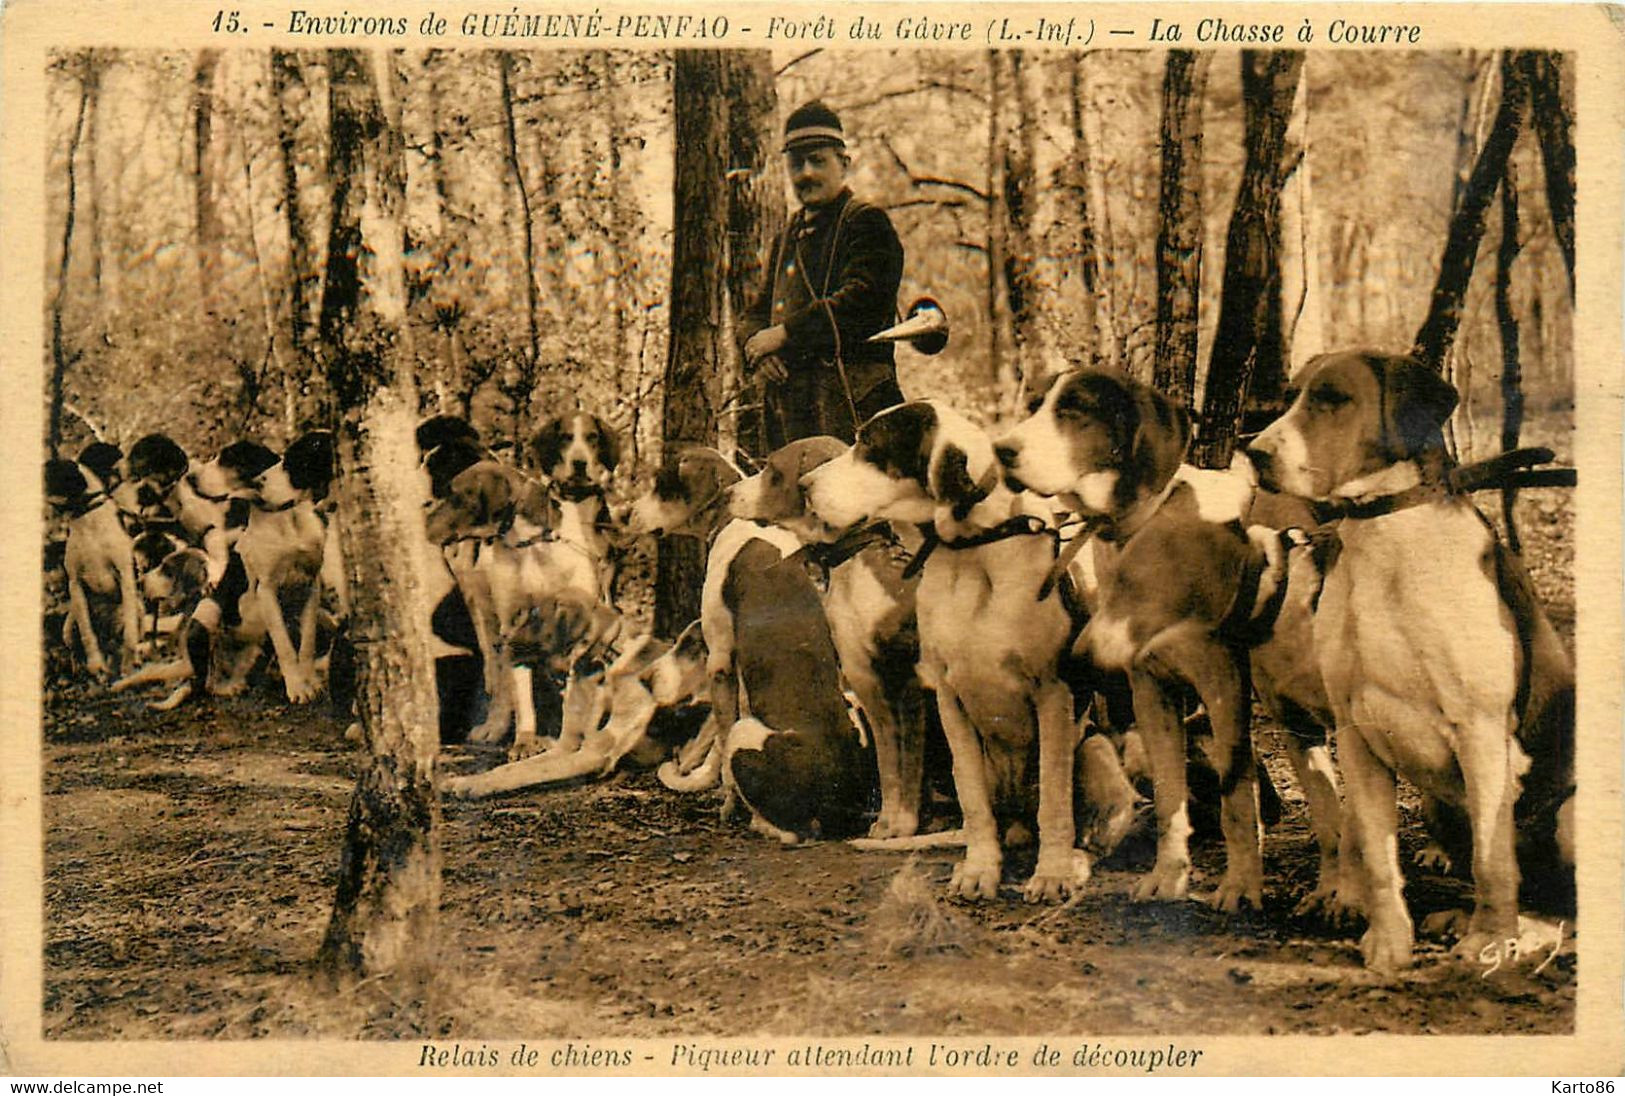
top-left (658, 717), bottom-right (722, 792)
top-left (848, 828), bottom-right (966, 851)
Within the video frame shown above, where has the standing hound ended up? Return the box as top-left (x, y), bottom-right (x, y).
top-left (803, 403), bottom-right (1090, 900)
top-left (424, 458), bottom-right (587, 756)
top-left (996, 368), bottom-right (1352, 917)
top-left (238, 430), bottom-right (340, 703)
top-left (1247, 349), bottom-right (1574, 971)
top-left (417, 417), bottom-right (496, 742)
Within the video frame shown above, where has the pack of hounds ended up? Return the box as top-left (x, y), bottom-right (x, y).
top-left (47, 350), bottom-right (1575, 975)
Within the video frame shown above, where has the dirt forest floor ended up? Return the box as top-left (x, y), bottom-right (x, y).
top-left (38, 485), bottom-right (1578, 1041)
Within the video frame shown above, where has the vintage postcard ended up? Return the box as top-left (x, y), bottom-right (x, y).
top-left (1, 0), bottom-right (1621, 1079)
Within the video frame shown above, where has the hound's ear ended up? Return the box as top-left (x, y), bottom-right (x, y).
top-left (532, 417), bottom-right (566, 473)
top-left (795, 436), bottom-right (848, 479)
top-left (861, 402), bottom-right (937, 483)
top-left (516, 479), bottom-right (561, 533)
top-left (931, 442), bottom-right (989, 521)
top-left (672, 620), bottom-right (707, 661)
top-left (1373, 355), bottom-right (1458, 460)
top-left (593, 416), bottom-right (620, 473)
top-left (1129, 385), bottom-right (1190, 495)
top-left (285, 432), bottom-right (336, 498)
top-left (473, 467), bottom-right (516, 529)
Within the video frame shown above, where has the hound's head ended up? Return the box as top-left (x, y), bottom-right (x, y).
top-left (44, 458), bottom-right (93, 512)
top-left (626, 447), bottom-right (742, 539)
top-left (256, 431), bottom-right (335, 510)
top-left (639, 620), bottom-right (709, 708)
top-left (135, 534), bottom-right (207, 607)
top-left (126, 433), bottom-right (190, 516)
top-left (729, 435), bottom-right (848, 541)
top-left (800, 401), bottom-right (1001, 535)
top-left (994, 369), bottom-right (1190, 520)
top-left (1245, 350), bottom-right (1458, 499)
top-left (504, 591), bottom-right (623, 675)
top-left (191, 441), bottom-right (280, 505)
top-left (424, 460), bottom-right (523, 546)
top-left (77, 442), bottom-right (124, 492)
top-left (416, 414), bottom-right (481, 457)
top-left (534, 413), bottom-right (619, 497)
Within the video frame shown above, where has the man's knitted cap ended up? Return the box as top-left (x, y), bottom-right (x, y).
top-left (783, 100), bottom-right (845, 153)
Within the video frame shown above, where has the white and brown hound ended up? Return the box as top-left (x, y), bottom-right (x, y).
top-left (803, 403), bottom-right (1089, 899)
top-left (443, 619), bottom-right (711, 798)
top-left (731, 436), bottom-right (937, 840)
top-left (532, 413), bottom-right (622, 601)
top-left (45, 452), bottom-right (142, 677)
top-left (424, 458), bottom-right (591, 755)
top-left (629, 444), bottom-right (875, 842)
top-left (1247, 349), bottom-right (1574, 971)
top-left (996, 368), bottom-right (1352, 918)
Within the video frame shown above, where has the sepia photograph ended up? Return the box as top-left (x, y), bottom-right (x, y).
top-left (2, 0), bottom-right (1621, 1077)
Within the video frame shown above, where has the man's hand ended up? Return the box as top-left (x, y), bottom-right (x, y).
top-left (754, 355), bottom-right (788, 384)
top-left (744, 325), bottom-right (789, 373)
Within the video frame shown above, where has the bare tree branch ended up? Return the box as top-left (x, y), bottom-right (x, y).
top-left (881, 138), bottom-right (990, 202)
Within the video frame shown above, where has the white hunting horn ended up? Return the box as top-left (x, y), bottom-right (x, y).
top-left (868, 297), bottom-right (949, 356)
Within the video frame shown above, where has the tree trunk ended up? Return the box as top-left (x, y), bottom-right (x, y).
top-left (722, 50), bottom-right (783, 465)
top-left (193, 50), bottom-right (223, 322)
top-left (1412, 51), bottom-right (1529, 374)
top-left (271, 51), bottom-right (315, 396)
top-left (1152, 50), bottom-right (1212, 405)
top-left (995, 50), bottom-right (1041, 413)
top-left (1076, 59), bottom-right (1121, 369)
top-left (1523, 50), bottom-right (1574, 298)
top-left (1280, 64), bottom-right (1324, 374)
top-left (316, 48), bottom-right (443, 982)
top-left (1064, 55), bottom-right (1101, 367)
top-left (1194, 50), bottom-right (1303, 469)
top-left (49, 51), bottom-right (95, 457)
top-left (1497, 157), bottom-right (1524, 550)
top-left (655, 50), bottom-right (729, 638)
top-left (498, 52), bottom-right (541, 443)
top-left (986, 51), bottom-right (1011, 392)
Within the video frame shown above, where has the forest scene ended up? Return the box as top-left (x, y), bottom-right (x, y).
top-left (38, 44), bottom-right (1577, 1042)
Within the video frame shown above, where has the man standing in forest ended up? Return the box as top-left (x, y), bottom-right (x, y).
top-left (742, 101), bottom-right (906, 447)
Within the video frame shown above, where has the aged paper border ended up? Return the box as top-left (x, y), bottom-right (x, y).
top-left (1, 0), bottom-right (1621, 1076)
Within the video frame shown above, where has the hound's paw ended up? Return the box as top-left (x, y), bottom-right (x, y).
top-left (283, 675), bottom-right (319, 705)
top-left (866, 812), bottom-right (919, 840)
top-left (1131, 859), bottom-right (1190, 902)
top-left (1023, 852), bottom-right (1091, 903)
top-left (1359, 923), bottom-right (1414, 975)
top-left (1413, 842), bottom-right (1454, 873)
top-left (1420, 907), bottom-right (1472, 941)
top-left (1208, 868), bottom-right (1264, 913)
top-left (1083, 800), bottom-right (1145, 857)
top-left (1294, 880), bottom-right (1362, 926)
top-left (507, 736), bottom-right (551, 761)
top-left (467, 715), bottom-right (512, 745)
top-left (948, 859), bottom-right (1001, 901)
top-left (151, 683), bottom-right (193, 712)
top-left (1450, 931), bottom-right (1508, 965)
top-left (212, 680), bottom-right (248, 698)
top-left (85, 655), bottom-right (108, 678)
top-left (441, 775), bottom-right (475, 799)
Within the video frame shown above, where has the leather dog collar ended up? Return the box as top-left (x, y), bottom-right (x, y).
top-left (902, 514), bottom-right (1054, 581)
top-left (1306, 446), bottom-right (1574, 525)
top-left (56, 489), bottom-right (109, 520)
